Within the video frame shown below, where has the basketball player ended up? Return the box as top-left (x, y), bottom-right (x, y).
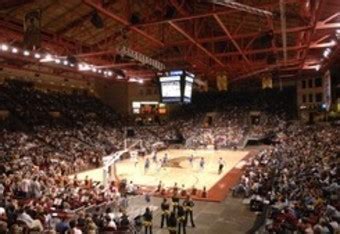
top-left (131, 151), bottom-right (138, 168)
top-left (163, 153), bottom-right (168, 165)
top-left (152, 150), bottom-right (157, 163)
top-left (218, 157), bottom-right (226, 175)
top-left (188, 154), bottom-right (194, 168)
top-left (156, 159), bottom-right (162, 172)
top-left (144, 158), bottom-right (150, 174)
top-left (156, 180), bottom-right (162, 192)
top-left (199, 157), bottom-right (205, 172)
top-left (161, 153), bottom-right (168, 170)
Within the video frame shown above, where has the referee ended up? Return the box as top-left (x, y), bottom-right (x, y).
top-left (218, 157), bottom-right (226, 175)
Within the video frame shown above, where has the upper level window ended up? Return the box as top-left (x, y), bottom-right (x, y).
top-left (315, 93), bottom-right (322, 102)
top-left (308, 79), bottom-right (313, 88)
top-left (315, 78), bottom-right (322, 87)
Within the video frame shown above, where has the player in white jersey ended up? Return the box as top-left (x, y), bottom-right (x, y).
top-left (162, 153), bottom-right (168, 166)
top-left (156, 159), bottom-right (162, 172)
top-left (131, 151), bottom-right (138, 167)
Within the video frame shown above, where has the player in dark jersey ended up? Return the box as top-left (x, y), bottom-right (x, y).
top-left (152, 150), bottom-right (157, 163)
top-left (188, 154), bottom-right (194, 168)
top-left (199, 157), bottom-right (205, 172)
top-left (218, 157), bottom-right (226, 175)
top-left (144, 158), bottom-right (150, 174)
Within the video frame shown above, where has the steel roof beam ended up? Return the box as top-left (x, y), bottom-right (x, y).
top-left (83, 0), bottom-right (164, 47)
top-left (57, 11), bottom-right (94, 35)
top-left (0, 19), bottom-right (80, 52)
top-left (168, 21), bottom-right (225, 67)
top-left (213, 14), bottom-right (251, 66)
top-left (72, 49), bottom-right (117, 58)
top-left (135, 0), bottom-right (298, 27)
top-left (211, 0), bottom-right (273, 17)
top-left (162, 43), bottom-right (332, 62)
top-left (300, 0), bottom-right (325, 70)
top-left (316, 22), bottom-right (340, 30)
top-left (167, 26), bottom-right (311, 47)
top-left (94, 63), bottom-right (137, 69)
top-left (316, 12), bottom-right (340, 30)
top-left (170, 0), bottom-right (190, 16)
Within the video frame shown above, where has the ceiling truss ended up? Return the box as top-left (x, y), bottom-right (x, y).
top-left (0, 0), bottom-right (339, 83)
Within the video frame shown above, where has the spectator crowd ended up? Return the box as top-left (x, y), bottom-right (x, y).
top-left (234, 123), bottom-right (339, 233)
top-left (0, 79), bottom-right (338, 233)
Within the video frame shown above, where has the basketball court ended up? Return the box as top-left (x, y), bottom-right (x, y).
top-left (116, 149), bottom-right (249, 190)
top-left (72, 149), bottom-right (252, 201)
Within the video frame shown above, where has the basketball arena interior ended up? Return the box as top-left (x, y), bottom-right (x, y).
top-left (0, 0), bottom-right (339, 233)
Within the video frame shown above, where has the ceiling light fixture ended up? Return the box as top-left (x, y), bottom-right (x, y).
top-left (0, 43), bottom-right (118, 79)
top-left (11, 47), bottom-right (18, 54)
top-left (40, 54), bottom-right (54, 62)
top-left (1, 44), bottom-right (9, 51)
top-left (23, 50), bottom-right (30, 56)
top-left (323, 48), bottom-right (331, 58)
top-left (34, 53), bottom-right (41, 59)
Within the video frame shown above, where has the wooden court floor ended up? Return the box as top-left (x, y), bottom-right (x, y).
top-left (74, 149), bottom-right (248, 191)
top-left (115, 149), bottom-right (249, 191)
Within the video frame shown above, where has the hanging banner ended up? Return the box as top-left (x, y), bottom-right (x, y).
top-left (323, 70), bottom-right (331, 111)
top-left (262, 72), bottom-right (273, 89)
top-left (216, 72), bottom-right (228, 91)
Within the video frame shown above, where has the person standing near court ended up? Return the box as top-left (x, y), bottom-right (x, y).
top-left (143, 207), bottom-right (153, 234)
top-left (177, 202), bottom-right (187, 234)
top-left (160, 198), bottom-right (170, 228)
top-left (167, 212), bottom-right (177, 234)
top-left (183, 196), bottom-right (195, 227)
top-left (172, 192), bottom-right (180, 213)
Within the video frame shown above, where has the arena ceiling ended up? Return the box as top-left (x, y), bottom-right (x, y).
top-left (0, 0), bottom-right (339, 83)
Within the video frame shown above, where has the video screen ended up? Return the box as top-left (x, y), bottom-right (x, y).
top-left (159, 76), bottom-right (181, 103)
top-left (183, 76), bottom-right (194, 103)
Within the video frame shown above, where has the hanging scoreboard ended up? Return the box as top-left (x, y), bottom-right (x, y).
top-left (159, 75), bottom-right (182, 103)
top-left (158, 70), bottom-right (195, 103)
